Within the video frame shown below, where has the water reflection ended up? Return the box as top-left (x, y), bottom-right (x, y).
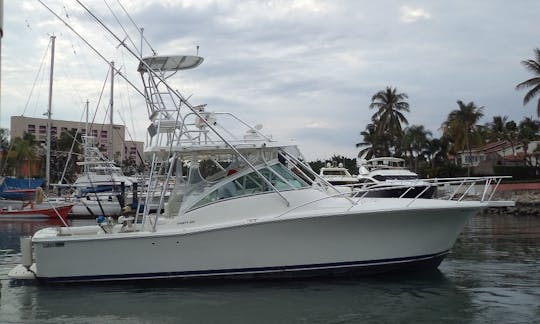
top-left (442, 214), bottom-right (540, 323)
top-left (4, 272), bottom-right (474, 323)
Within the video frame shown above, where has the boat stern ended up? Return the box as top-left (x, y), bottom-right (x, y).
top-left (8, 263), bottom-right (38, 280)
top-left (8, 236), bottom-right (38, 281)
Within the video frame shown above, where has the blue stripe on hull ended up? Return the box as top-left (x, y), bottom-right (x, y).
top-left (40, 250), bottom-right (450, 283)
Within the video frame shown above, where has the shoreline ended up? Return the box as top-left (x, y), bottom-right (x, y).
top-left (485, 184), bottom-right (540, 216)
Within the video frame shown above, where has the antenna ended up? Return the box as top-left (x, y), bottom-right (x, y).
top-left (196, 45), bottom-right (199, 56)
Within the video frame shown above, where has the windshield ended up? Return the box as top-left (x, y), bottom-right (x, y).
top-left (191, 162), bottom-right (308, 209)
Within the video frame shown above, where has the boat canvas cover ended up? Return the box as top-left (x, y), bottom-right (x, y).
top-left (0, 178), bottom-right (44, 200)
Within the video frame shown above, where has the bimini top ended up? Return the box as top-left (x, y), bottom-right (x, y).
top-left (137, 55), bottom-right (204, 72)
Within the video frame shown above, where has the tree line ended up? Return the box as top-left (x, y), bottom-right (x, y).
top-left (3, 48), bottom-right (540, 181)
top-left (313, 48), bottom-right (540, 177)
top-left (0, 130), bottom-right (142, 184)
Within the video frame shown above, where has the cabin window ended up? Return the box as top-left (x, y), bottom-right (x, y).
top-left (191, 162), bottom-right (308, 209)
top-left (322, 170), bottom-right (347, 176)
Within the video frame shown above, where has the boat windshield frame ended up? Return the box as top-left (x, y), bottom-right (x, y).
top-left (172, 150), bottom-right (310, 213)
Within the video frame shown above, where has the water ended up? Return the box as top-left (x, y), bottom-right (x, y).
top-left (0, 214), bottom-right (539, 324)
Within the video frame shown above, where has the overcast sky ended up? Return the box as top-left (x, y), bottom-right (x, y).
top-left (1, 0), bottom-right (539, 161)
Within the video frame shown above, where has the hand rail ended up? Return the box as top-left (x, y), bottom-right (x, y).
top-left (276, 176), bottom-right (512, 219)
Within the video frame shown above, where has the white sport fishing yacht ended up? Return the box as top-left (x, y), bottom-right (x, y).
top-left (9, 54), bottom-right (513, 283)
top-left (52, 136), bottom-right (138, 217)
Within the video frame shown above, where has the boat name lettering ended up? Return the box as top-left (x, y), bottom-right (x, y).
top-left (178, 220), bottom-right (195, 225)
top-left (42, 242), bottom-right (65, 248)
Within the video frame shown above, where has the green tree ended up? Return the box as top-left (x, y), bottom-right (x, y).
top-left (0, 128), bottom-right (10, 173)
top-left (52, 130), bottom-right (82, 184)
top-left (7, 134), bottom-right (39, 177)
top-left (358, 123), bottom-right (392, 157)
top-left (516, 48), bottom-right (540, 116)
top-left (518, 117), bottom-right (540, 165)
top-left (441, 100), bottom-right (484, 175)
top-left (425, 138), bottom-right (442, 169)
top-left (368, 87), bottom-right (410, 155)
top-left (505, 120), bottom-right (519, 156)
top-left (403, 125), bottom-right (432, 173)
top-left (486, 115), bottom-right (509, 141)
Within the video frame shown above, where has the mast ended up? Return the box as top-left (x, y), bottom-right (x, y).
top-left (109, 61), bottom-right (114, 162)
top-left (45, 35), bottom-right (56, 190)
top-left (84, 99), bottom-right (89, 175)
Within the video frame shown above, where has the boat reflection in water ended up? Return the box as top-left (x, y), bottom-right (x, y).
top-left (5, 271), bottom-right (474, 323)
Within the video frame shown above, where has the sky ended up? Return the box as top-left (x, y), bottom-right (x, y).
top-left (1, 0), bottom-right (539, 161)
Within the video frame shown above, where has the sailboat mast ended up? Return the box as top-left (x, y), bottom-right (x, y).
top-left (46, 35), bottom-right (56, 190)
top-left (84, 99), bottom-right (89, 175)
top-left (109, 61), bottom-right (114, 162)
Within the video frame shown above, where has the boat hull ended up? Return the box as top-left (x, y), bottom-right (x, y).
top-left (0, 204), bottom-right (73, 220)
top-left (27, 204), bottom-right (477, 282)
top-left (359, 185), bottom-right (436, 199)
top-left (69, 200), bottom-right (122, 217)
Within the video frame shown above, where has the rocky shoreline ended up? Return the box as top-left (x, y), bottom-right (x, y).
top-left (483, 189), bottom-right (540, 216)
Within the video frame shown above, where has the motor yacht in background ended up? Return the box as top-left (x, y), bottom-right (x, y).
top-left (9, 51), bottom-right (514, 283)
top-left (318, 162), bottom-right (360, 195)
top-left (355, 148), bottom-right (436, 198)
top-left (319, 162), bottom-right (359, 186)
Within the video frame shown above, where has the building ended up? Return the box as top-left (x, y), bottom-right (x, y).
top-left (456, 140), bottom-right (540, 172)
top-left (10, 116), bottom-right (144, 165)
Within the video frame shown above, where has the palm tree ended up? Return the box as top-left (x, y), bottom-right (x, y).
top-left (7, 136), bottom-right (39, 177)
top-left (516, 48), bottom-right (540, 116)
top-left (518, 117), bottom-right (540, 165)
top-left (487, 115), bottom-right (509, 142)
top-left (358, 123), bottom-right (392, 157)
top-left (0, 128), bottom-right (10, 174)
top-left (403, 125), bottom-right (432, 172)
top-left (369, 87), bottom-right (410, 154)
top-left (425, 138), bottom-right (442, 170)
top-left (505, 120), bottom-right (519, 156)
top-left (441, 100), bottom-right (484, 175)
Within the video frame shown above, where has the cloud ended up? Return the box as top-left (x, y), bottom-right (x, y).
top-left (2, 0), bottom-right (540, 162)
top-left (400, 5), bottom-right (431, 23)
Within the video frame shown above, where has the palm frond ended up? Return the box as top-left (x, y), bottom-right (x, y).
top-left (520, 59), bottom-right (540, 73)
top-left (523, 84), bottom-right (540, 106)
top-left (515, 77), bottom-right (540, 91)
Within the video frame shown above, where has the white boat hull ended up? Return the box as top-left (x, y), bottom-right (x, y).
top-left (23, 200), bottom-right (478, 282)
top-left (69, 200), bottom-right (122, 217)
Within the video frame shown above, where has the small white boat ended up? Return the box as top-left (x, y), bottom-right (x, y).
top-left (9, 54), bottom-right (513, 284)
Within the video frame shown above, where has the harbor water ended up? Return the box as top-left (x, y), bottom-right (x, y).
top-left (0, 213), bottom-right (538, 323)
